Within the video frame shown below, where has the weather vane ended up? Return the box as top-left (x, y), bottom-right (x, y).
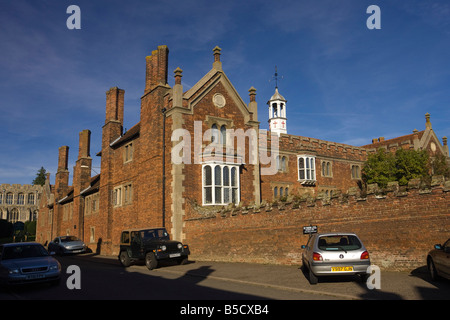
top-left (270, 66), bottom-right (283, 89)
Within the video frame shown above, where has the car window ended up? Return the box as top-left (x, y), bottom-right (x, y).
top-left (443, 239), bottom-right (450, 249)
top-left (141, 229), bottom-right (170, 241)
top-left (121, 231), bottom-right (130, 244)
top-left (131, 231), bottom-right (140, 243)
top-left (2, 245), bottom-right (49, 260)
top-left (305, 235), bottom-right (315, 250)
top-left (317, 235), bottom-right (362, 251)
top-left (61, 236), bottom-right (78, 242)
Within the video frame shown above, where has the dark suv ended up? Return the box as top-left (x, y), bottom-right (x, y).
top-left (118, 228), bottom-right (190, 270)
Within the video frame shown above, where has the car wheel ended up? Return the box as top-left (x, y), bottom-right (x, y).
top-left (145, 252), bottom-right (158, 270)
top-left (359, 273), bottom-right (369, 283)
top-left (119, 251), bottom-right (131, 267)
top-left (308, 265), bottom-right (318, 285)
top-left (428, 257), bottom-right (439, 281)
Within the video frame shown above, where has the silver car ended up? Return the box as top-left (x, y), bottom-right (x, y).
top-left (301, 232), bottom-right (371, 284)
top-left (48, 236), bottom-right (87, 255)
top-left (0, 242), bottom-right (61, 286)
top-left (427, 238), bottom-right (450, 281)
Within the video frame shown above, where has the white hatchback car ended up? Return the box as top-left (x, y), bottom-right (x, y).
top-left (301, 232), bottom-right (371, 284)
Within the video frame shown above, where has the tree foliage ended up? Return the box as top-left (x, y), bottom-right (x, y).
top-left (32, 166), bottom-right (47, 186)
top-left (430, 153), bottom-right (450, 179)
top-left (362, 148), bottom-right (429, 188)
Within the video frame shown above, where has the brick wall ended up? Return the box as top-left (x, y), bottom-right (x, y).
top-left (184, 177), bottom-right (450, 271)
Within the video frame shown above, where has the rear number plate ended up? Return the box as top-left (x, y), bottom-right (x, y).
top-left (331, 266), bottom-right (353, 272)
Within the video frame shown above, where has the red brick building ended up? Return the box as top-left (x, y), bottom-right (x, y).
top-left (37, 45), bottom-right (449, 256)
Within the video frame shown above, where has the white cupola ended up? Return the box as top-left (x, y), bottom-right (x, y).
top-left (267, 87), bottom-right (287, 135)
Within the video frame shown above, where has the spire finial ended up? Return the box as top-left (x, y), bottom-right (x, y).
top-left (270, 66), bottom-right (283, 89)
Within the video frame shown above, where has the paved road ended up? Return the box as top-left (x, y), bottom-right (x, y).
top-left (1, 253), bottom-right (449, 302)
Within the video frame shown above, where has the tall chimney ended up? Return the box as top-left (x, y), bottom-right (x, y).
top-left (105, 87), bottom-right (124, 127)
top-left (74, 129), bottom-right (92, 191)
top-left (55, 146), bottom-right (69, 197)
top-left (145, 45), bottom-right (169, 93)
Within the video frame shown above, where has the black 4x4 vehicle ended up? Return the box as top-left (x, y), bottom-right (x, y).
top-left (118, 228), bottom-right (190, 270)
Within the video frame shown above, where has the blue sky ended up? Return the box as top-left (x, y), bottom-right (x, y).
top-left (1, 0), bottom-right (449, 185)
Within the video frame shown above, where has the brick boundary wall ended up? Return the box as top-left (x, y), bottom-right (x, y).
top-left (184, 176), bottom-right (450, 271)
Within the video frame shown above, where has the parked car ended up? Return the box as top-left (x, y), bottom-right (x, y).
top-left (427, 238), bottom-right (450, 281)
top-left (118, 227), bottom-right (190, 270)
top-left (0, 242), bottom-right (61, 286)
top-left (48, 236), bottom-right (87, 255)
top-left (301, 232), bottom-right (371, 284)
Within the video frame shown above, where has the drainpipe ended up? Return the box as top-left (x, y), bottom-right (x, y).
top-left (161, 107), bottom-right (167, 228)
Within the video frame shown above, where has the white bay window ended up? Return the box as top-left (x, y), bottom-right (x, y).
top-left (202, 164), bottom-right (240, 205)
top-left (298, 155), bottom-right (316, 185)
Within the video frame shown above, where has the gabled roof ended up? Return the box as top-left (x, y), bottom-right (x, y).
top-left (110, 122), bottom-right (140, 148)
top-left (182, 67), bottom-right (252, 123)
top-left (361, 131), bottom-right (425, 149)
top-left (80, 174), bottom-right (100, 196)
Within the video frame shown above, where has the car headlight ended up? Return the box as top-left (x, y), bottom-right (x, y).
top-left (8, 268), bottom-right (20, 275)
top-left (160, 245), bottom-right (167, 251)
top-left (49, 265), bottom-right (59, 271)
top-left (177, 243), bottom-right (183, 250)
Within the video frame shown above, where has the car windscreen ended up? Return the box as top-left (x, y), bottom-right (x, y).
top-left (61, 236), bottom-right (79, 242)
top-left (2, 245), bottom-right (49, 260)
top-left (317, 235), bottom-right (362, 251)
top-left (141, 229), bottom-right (170, 241)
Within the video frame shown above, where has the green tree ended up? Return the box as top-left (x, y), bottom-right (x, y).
top-left (430, 153), bottom-right (450, 179)
top-left (362, 148), bottom-right (396, 188)
top-left (32, 167), bottom-right (47, 186)
top-left (394, 149), bottom-right (429, 185)
top-left (362, 148), bottom-right (430, 188)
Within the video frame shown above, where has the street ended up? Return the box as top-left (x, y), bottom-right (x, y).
top-left (1, 253), bottom-right (449, 303)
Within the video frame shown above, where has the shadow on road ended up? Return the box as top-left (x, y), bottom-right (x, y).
top-left (410, 265), bottom-right (450, 300)
top-left (1, 255), bottom-right (269, 300)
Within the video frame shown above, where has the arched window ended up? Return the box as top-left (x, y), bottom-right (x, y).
top-left (274, 187), bottom-right (278, 198)
top-left (298, 155), bottom-right (316, 183)
top-left (17, 193), bottom-right (24, 205)
top-left (281, 156), bottom-right (286, 172)
top-left (6, 193), bottom-right (13, 205)
top-left (220, 125), bottom-right (227, 145)
top-left (203, 166), bottom-right (212, 204)
top-left (28, 193), bottom-right (35, 205)
top-left (211, 124), bottom-right (219, 143)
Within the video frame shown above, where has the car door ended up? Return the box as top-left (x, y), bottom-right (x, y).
top-left (440, 239), bottom-right (450, 277)
top-left (130, 231), bottom-right (142, 259)
top-left (433, 239), bottom-right (450, 276)
top-left (303, 235), bottom-right (315, 265)
top-left (50, 238), bottom-right (59, 252)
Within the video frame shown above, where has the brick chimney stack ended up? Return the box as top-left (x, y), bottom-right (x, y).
top-left (74, 129), bottom-right (92, 191)
top-left (55, 145), bottom-right (69, 198)
top-left (145, 45), bottom-right (169, 93)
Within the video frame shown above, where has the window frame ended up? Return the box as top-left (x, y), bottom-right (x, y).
top-left (202, 163), bottom-right (240, 206)
top-left (297, 155), bottom-right (316, 185)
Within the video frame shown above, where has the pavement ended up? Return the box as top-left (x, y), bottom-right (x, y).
top-left (79, 253), bottom-right (450, 300)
